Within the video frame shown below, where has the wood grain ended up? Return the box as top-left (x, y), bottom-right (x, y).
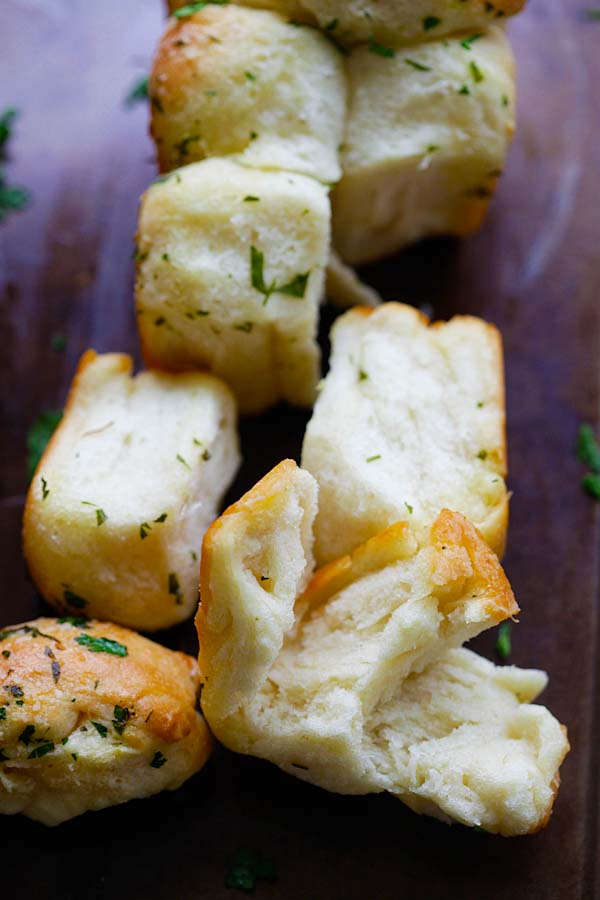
top-left (1, 0), bottom-right (599, 897)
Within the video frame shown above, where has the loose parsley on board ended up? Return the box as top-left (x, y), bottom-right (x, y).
top-left (0, 107), bottom-right (17, 153)
top-left (26, 409), bottom-right (62, 481)
top-left (577, 423), bottom-right (600, 500)
top-left (495, 621), bottom-right (512, 660)
top-left (126, 76), bottom-right (149, 106)
top-left (225, 849), bottom-right (276, 893)
top-left (0, 108), bottom-right (30, 223)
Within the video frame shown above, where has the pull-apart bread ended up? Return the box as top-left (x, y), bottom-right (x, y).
top-left (150, 5), bottom-right (346, 184)
top-left (136, 159), bottom-right (330, 414)
top-left (302, 303), bottom-right (508, 565)
top-left (333, 26), bottom-right (515, 263)
top-left (198, 461), bottom-right (568, 836)
top-left (167, 0), bottom-right (525, 48)
top-left (23, 351), bottom-right (239, 631)
top-left (0, 618), bottom-right (211, 825)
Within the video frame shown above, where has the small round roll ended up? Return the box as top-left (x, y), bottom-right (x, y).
top-left (151, 5), bottom-right (346, 183)
top-left (0, 618), bottom-right (211, 825)
top-left (332, 26), bottom-right (515, 263)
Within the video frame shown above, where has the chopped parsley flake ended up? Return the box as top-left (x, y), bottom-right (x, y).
top-left (404, 58), bottom-right (431, 71)
top-left (582, 473), bottom-right (600, 500)
top-left (1, 651), bottom-right (9, 659)
top-left (168, 573), bottom-right (183, 605)
top-left (92, 721), bottom-right (108, 738)
top-left (177, 453), bottom-right (191, 469)
top-left (225, 850), bottom-right (276, 892)
top-left (28, 742), bottom-right (55, 759)
top-left (75, 634), bottom-right (128, 657)
top-left (495, 622), bottom-right (511, 660)
top-left (243, 195), bottom-right (260, 202)
top-left (366, 454), bottom-right (381, 463)
top-left (0, 107), bottom-right (17, 152)
top-left (245, 71), bottom-right (256, 81)
top-left (41, 476), bottom-right (49, 500)
top-left (126, 76), bottom-right (149, 106)
top-left (470, 61), bottom-right (484, 83)
top-left (51, 334), bottom-right (67, 352)
top-left (0, 708), bottom-right (5, 721)
top-left (150, 750), bottom-right (167, 768)
top-left (112, 705), bottom-right (131, 735)
top-left (325, 18), bottom-right (338, 30)
top-left (58, 615), bottom-right (89, 627)
top-left (577, 424), bottom-right (600, 472)
top-left (458, 84), bottom-right (471, 95)
top-left (234, 321), bottom-right (253, 333)
top-left (26, 409), bottom-right (62, 481)
top-left (0, 172), bottom-right (30, 223)
top-left (477, 450), bottom-right (488, 460)
top-left (405, 502), bottom-right (413, 514)
top-left (461, 33), bottom-right (483, 49)
top-left (18, 724), bottom-right (35, 745)
top-left (96, 508), bottom-right (108, 527)
top-left (155, 512), bottom-right (168, 523)
top-left (64, 589), bottom-right (88, 609)
top-left (250, 245), bottom-right (310, 305)
top-left (173, 0), bottom-right (228, 18)
top-left (358, 368), bottom-right (368, 381)
top-left (175, 134), bottom-right (200, 160)
top-left (140, 522), bottom-right (151, 539)
top-left (369, 40), bottom-right (395, 58)
top-left (423, 15), bottom-right (442, 30)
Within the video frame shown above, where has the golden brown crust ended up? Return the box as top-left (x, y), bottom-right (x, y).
top-left (301, 509), bottom-right (517, 622)
top-left (0, 618), bottom-right (205, 746)
top-left (197, 459), bottom-right (298, 644)
top-left (430, 510), bottom-right (518, 621)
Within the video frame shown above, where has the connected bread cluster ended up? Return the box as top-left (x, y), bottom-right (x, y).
top-left (2, 0), bottom-right (569, 836)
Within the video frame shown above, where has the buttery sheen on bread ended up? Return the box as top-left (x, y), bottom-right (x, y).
top-left (23, 351), bottom-right (239, 631)
top-left (168, 0), bottom-right (525, 48)
top-left (197, 461), bottom-right (568, 836)
top-left (136, 158), bottom-right (330, 414)
top-left (151, 5), bottom-right (346, 183)
top-left (333, 27), bottom-right (515, 263)
top-left (302, 303), bottom-right (508, 564)
top-left (0, 618), bottom-right (211, 825)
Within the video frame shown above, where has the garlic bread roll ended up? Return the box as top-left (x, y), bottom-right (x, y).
top-left (151, 5), bottom-right (346, 183)
top-left (0, 618), bottom-right (211, 825)
top-left (168, 0), bottom-right (525, 48)
top-left (197, 460), bottom-right (568, 836)
top-left (302, 303), bottom-right (508, 564)
top-left (23, 351), bottom-right (239, 631)
top-left (136, 158), bottom-right (330, 414)
top-left (333, 27), bottom-right (515, 263)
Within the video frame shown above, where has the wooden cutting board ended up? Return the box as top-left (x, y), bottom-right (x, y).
top-left (1, 0), bottom-right (599, 897)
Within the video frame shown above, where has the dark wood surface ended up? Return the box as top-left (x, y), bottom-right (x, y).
top-left (1, 0), bottom-right (599, 897)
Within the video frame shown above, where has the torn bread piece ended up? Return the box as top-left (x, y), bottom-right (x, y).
top-left (136, 158), bottom-right (330, 415)
top-left (23, 351), bottom-right (239, 631)
top-left (151, 5), bottom-right (346, 184)
top-left (198, 461), bottom-right (568, 835)
top-left (168, 0), bottom-right (526, 49)
top-left (302, 303), bottom-right (508, 564)
top-left (0, 618), bottom-right (211, 826)
top-left (333, 27), bottom-right (515, 263)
